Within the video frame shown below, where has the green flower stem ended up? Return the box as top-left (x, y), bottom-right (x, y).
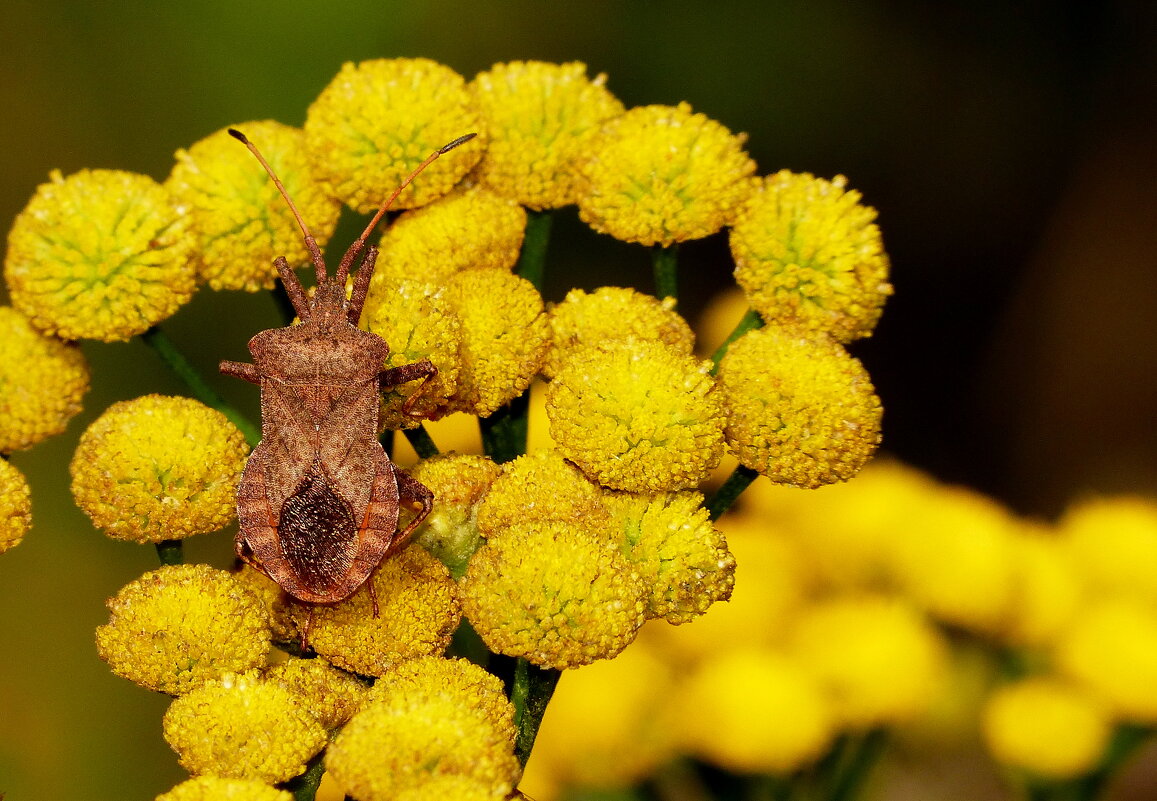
top-left (707, 465), bottom-right (759, 521)
top-left (710, 307), bottom-right (764, 373)
top-left (822, 728), bottom-right (888, 801)
top-left (154, 539), bottom-right (183, 566)
top-left (480, 390), bottom-right (531, 464)
top-left (284, 749), bottom-right (325, 801)
top-left (140, 326), bottom-right (261, 447)
top-left (653, 243), bottom-right (679, 301)
top-left (516, 209), bottom-right (554, 292)
top-left (511, 657), bottom-right (562, 768)
top-left (402, 425), bottom-right (440, 459)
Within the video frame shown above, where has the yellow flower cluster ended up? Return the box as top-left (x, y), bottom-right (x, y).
top-left (263, 655), bottom-right (368, 730)
top-left (0, 458), bottom-right (32, 554)
top-left (155, 776), bottom-right (292, 801)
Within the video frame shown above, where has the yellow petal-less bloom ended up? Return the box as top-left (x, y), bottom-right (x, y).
top-left (409, 453), bottom-right (502, 578)
top-left (717, 326), bottom-right (882, 488)
top-left (263, 656), bottom-right (367, 730)
top-left (998, 529), bottom-right (1082, 648)
top-left (166, 120), bottom-right (342, 292)
top-left (70, 395), bottom-right (249, 543)
top-left (163, 671), bottom-right (326, 783)
top-left (292, 546), bottom-right (460, 677)
top-left (5, 169), bottom-right (195, 341)
top-left (304, 58), bottom-right (483, 213)
top-left (731, 171), bottom-right (892, 343)
top-left (1060, 495), bottom-right (1157, 609)
top-left (155, 776), bottom-right (292, 801)
top-left (392, 775), bottom-right (511, 801)
top-left (544, 286), bottom-right (695, 379)
top-left (444, 270), bottom-right (551, 417)
top-left (471, 60), bottom-right (625, 209)
top-left (789, 596), bottom-right (947, 728)
top-left (476, 449), bottom-right (609, 536)
top-left (982, 677), bottom-right (1112, 779)
top-left (576, 102), bottom-right (756, 246)
top-left (360, 278), bottom-right (462, 428)
top-left (461, 519), bottom-right (647, 669)
top-left (233, 565), bottom-right (298, 645)
top-left (0, 459), bottom-right (32, 554)
top-left (603, 489), bottom-right (735, 624)
top-left (96, 564), bottom-right (271, 695)
top-left (547, 340), bottom-right (726, 492)
top-left (374, 184), bottom-right (527, 284)
top-left (327, 656), bottom-right (519, 801)
top-left (0, 306), bottom-right (90, 452)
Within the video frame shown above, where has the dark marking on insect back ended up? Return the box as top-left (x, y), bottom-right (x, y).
top-left (279, 462), bottom-right (356, 589)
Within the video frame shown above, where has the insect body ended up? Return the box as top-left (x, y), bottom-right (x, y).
top-left (220, 129), bottom-right (475, 606)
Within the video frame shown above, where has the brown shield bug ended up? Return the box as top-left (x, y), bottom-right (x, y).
top-left (220, 128), bottom-right (476, 612)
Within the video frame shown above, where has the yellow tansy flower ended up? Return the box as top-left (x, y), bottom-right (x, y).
top-left (982, 677), bottom-right (1112, 779)
top-left (603, 489), bottom-right (735, 623)
top-left (717, 326), bottom-right (882, 488)
top-left (475, 449), bottom-right (609, 536)
top-left (409, 453), bottom-right (503, 578)
top-left (544, 286), bottom-right (695, 378)
top-left (731, 171), bottom-right (892, 342)
top-left (167, 120), bottom-right (342, 292)
top-left (444, 269), bottom-right (551, 417)
top-left (373, 184), bottom-right (527, 284)
top-left (364, 655), bottom-right (515, 736)
top-left (0, 459), bottom-right (32, 554)
top-left (471, 60), bottom-right (625, 209)
top-left (162, 671), bottom-right (326, 783)
top-left (5, 169), bottom-right (195, 341)
top-left (392, 775), bottom-right (511, 801)
top-left (998, 529), bottom-right (1082, 648)
top-left (460, 519), bottom-right (647, 669)
top-left (1060, 495), bottom-right (1157, 609)
top-left (0, 306), bottom-right (90, 452)
top-left (576, 102), bottom-right (756, 246)
top-left (155, 776), bottom-right (292, 801)
top-left (96, 564), bottom-right (271, 695)
top-left (360, 278), bottom-right (462, 428)
top-left (546, 339), bottom-right (726, 492)
top-left (263, 656), bottom-right (367, 730)
top-left (304, 58), bottom-right (483, 213)
top-left (70, 395), bottom-right (249, 543)
top-left (233, 565), bottom-right (297, 645)
top-left (292, 546), bottom-right (460, 677)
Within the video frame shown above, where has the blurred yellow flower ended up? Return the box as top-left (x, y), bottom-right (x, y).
top-left (1060, 495), bottom-right (1157, 609)
top-left (998, 529), bottom-right (1082, 648)
top-left (0, 459), bottom-right (32, 554)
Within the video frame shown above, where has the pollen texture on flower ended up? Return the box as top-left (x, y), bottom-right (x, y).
top-left (471, 60), bottom-right (625, 209)
top-left (155, 776), bottom-right (293, 801)
top-left (576, 102), bottom-right (756, 246)
top-left (731, 171), bottom-right (892, 342)
top-left (95, 564), bottom-right (271, 695)
top-left (409, 453), bottom-right (502, 578)
top-left (475, 449), bottom-right (609, 535)
top-left (717, 326), bottom-right (882, 488)
top-left (304, 58), bottom-right (483, 213)
top-left (546, 339), bottom-right (726, 492)
top-left (166, 120), bottom-right (342, 292)
top-left (70, 395), bottom-right (249, 543)
top-left (5, 169), bottom-right (195, 341)
top-left (162, 670), bottom-right (326, 783)
top-left (0, 459), bottom-right (32, 554)
top-left (0, 306), bottom-right (90, 452)
top-left (263, 655), bottom-right (368, 730)
top-left (460, 518), bottom-right (647, 669)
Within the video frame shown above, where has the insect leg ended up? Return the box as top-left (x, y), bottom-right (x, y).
top-left (220, 360), bottom-right (261, 384)
top-left (388, 466), bottom-right (434, 554)
top-left (380, 359), bottom-right (438, 417)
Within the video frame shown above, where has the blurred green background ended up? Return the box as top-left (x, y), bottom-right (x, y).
top-left (2, 1), bottom-right (1155, 799)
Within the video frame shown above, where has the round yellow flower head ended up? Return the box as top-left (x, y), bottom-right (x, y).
top-left (409, 453), bottom-right (502, 578)
top-left (982, 677), bottom-right (1112, 779)
top-left (998, 529), bottom-right (1081, 648)
top-left (576, 102), bottom-right (756, 246)
top-left (0, 459), bottom-right (32, 554)
top-left (444, 269), bottom-right (551, 417)
top-left (476, 449), bottom-right (609, 536)
top-left (360, 278), bottom-right (462, 428)
top-left (731, 171), bottom-right (892, 342)
top-left (676, 647), bottom-right (835, 775)
top-left (461, 519), bottom-right (647, 669)
top-left (70, 395), bottom-right (249, 543)
top-left (328, 656), bottom-right (518, 801)
top-left (0, 306), bottom-right (90, 452)
top-left (155, 776), bottom-right (292, 801)
top-left (544, 286), bottom-right (695, 379)
top-left (233, 565), bottom-right (298, 645)
top-left (163, 670), bottom-right (326, 783)
top-left (263, 656), bottom-right (368, 730)
top-left (1060, 495), bottom-right (1157, 609)
top-left (790, 595), bottom-right (946, 727)
top-left (471, 60), bottom-right (625, 209)
top-left (166, 120), bottom-right (342, 292)
top-left (547, 339), bottom-right (726, 492)
top-left (392, 775), bottom-right (511, 801)
top-left (96, 564), bottom-right (271, 695)
top-left (717, 326), bottom-right (882, 488)
top-left (603, 489), bottom-right (735, 623)
top-left (1055, 599), bottom-right (1157, 722)
top-left (304, 58), bottom-right (483, 213)
top-left (374, 184), bottom-right (527, 284)
top-left (5, 168), bottom-right (195, 341)
top-left (291, 546), bottom-right (460, 677)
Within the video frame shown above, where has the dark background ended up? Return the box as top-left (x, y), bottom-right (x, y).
top-left (2, 2), bottom-right (1155, 799)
